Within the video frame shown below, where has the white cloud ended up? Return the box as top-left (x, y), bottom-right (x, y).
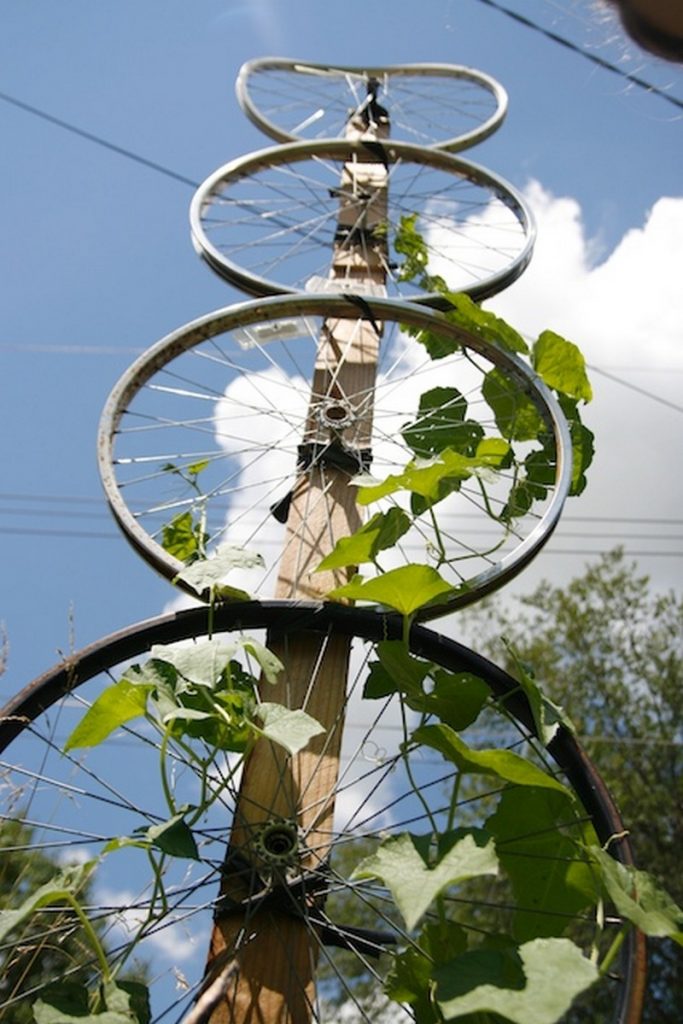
top-left (97, 884), bottom-right (202, 964)
top-left (490, 184), bottom-right (683, 364)
top-left (484, 184), bottom-right (683, 592)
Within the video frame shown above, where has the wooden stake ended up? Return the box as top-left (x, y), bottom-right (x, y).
top-left (205, 102), bottom-right (389, 1024)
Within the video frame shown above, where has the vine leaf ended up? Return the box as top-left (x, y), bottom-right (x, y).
top-left (532, 330), bottom-right (593, 403)
top-left (139, 812), bottom-right (199, 860)
top-left (34, 979), bottom-right (150, 1024)
top-left (316, 508), bottom-right (411, 572)
top-left (175, 543), bottom-right (263, 597)
top-left (486, 787), bottom-right (599, 941)
top-left (482, 369), bottom-right (544, 442)
top-left (589, 846), bottom-right (683, 943)
top-left (434, 937), bottom-right (598, 1023)
top-left (64, 680), bottom-right (152, 751)
top-left (413, 724), bottom-right (573, 795)
top-left (503, 640), bottom-right (575, 745)
top-left (104, 808), bottom-right (199, 861)
top-left (328, 564), bottom-right (456, 616)
top-left (240, 638), bottom-right (284, 685)
top-left (365, 643), bottom-right (489, 730)
top-left (149, 640), bottom-right (238, 690)
top-left (161, 511), bottom-right (207, 565)
top-left (440, 290), bottom-right (529, 355)
top-left (386, 919), bottom-right (468, 1009)
top-left (0, 862), bottom-right (95, 943)
top-left (355, 441), bottom-right (509, 508)
top-left (103, 981), bottom-right (151, 1024)
top-left (376, 640), bottom-right (431, 694)
top-left (394, 212), bottom-right (431, 281)
top-left (559, 394), bottom-right (595, 496)
top-left (410, 668), bottom-right (490, 732)
top-left (401, 386), bottom-right (483, 458)
top-left (257, 703), bottom-right (325, 756)
top-left (352, 830), bottom-right (498, 930)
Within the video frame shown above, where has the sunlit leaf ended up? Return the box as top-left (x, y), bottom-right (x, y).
top-left (316, 509), bottom-right (411, 571)
top-left (413, 724), bottom-right (572, 795)
top-left (149, 639), bottom-right (236, 690)
top-left (239, 638), bottom-right (284, 685)
top-left (441, 290), bottom-right (529, 354)
top-left (356, 445), bottom-right (500, 510)
top-left (352, 830), bottom-right (498, 930)
top-left (589, 846), bottom-right (683, 943)
top-left (328, 564), bottom-right (456, 616)
top-left (186, 459), bottom-right (209, 477)
top-left (394, 212), bottom-right (430, 281)
top-left (0, 862), bottom-right (95, 943)
top-left (161, 511), bottom-right (207, 564)
top-left (533, 330), bottom-right (593, 402)
top-left (257, 703), bottom-right (325, 756)
top-left (64, 680), bottom-right (151, 751)
top-left (435, 937), bottom-right (598, 1022)
top-left (175, 544), bottom-right (263, 594)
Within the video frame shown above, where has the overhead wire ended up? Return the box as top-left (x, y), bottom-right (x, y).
top-left (1, 79), bottom-right (681, 415)
top-left (0, 59), bottom-right (680, 559)
top-left (1, 346), bottom-right (681, 417)
top-left (0, 88), bottom-right (200, 188)
top-left (587, 363), bottom-right (683, 413)
top-left (468, 0), bottom-right (683, 112)
top-left (1, 490), bottom-right (683, 526)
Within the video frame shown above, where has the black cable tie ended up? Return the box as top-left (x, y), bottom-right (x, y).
top-left (297, 440), bottom-right (373, 475)
top-left (341, 293), bottom-right (382, 337)
top-left (359, 139), bottom-right (389, 169)
top-left (269, 442), bottom-right (373, 524)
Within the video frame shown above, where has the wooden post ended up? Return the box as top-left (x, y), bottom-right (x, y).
top-left (205, 88), bottom-right (390, 1024)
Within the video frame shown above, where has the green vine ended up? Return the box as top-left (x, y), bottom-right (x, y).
top-left (4, 260), bottom-right (681, 1022)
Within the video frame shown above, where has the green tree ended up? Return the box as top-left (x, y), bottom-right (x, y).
top-left (0, 818), bottom-right (98, 1024)
top-left (462, 549), bottom-right (682, 1022)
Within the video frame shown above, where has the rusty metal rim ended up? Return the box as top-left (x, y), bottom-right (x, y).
top-left (0, 601), bottom-right (645, 1021)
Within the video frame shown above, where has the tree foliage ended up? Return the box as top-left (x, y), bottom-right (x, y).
top-left (462, 549), bottom-right (683, 1021)
top-left (0, 819), bottom-right (98, 1024)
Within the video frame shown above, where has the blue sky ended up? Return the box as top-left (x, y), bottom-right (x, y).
top-left (1, 0), bottom-right (682, 690)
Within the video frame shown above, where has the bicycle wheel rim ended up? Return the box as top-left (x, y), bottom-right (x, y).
top-left (0, 602), bottom-right (645, 1023)
top-left (235, 58), bottom-right (508, 152)
top-left (189, 138), bottom-right (535, 303)
top-left (97, 294), bottom-right (572, 619)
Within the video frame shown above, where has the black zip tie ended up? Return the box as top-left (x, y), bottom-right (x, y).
top-left (359, 138), bottom-right (389, 169)
top-left (341, 293), bottom-right (382, 337)
top-left (269, 441), bottom-right (373, 523)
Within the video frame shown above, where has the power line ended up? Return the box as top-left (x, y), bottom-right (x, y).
top-left (0, 525), bottom-right (680, 557)
top-left (587, 363), bottom-right (683, 413)
top-left (1, 89), bottom-right (681, 415)
top-left (0, 88), bottom-right (200, 188)
top-left (1, 492), bottom-right (683, 526)
top-left (0, 343), bottom-right (145, 355)
top-left (469, 0), bottom-right (683, 112)
top-left (4, 508), bottom-right (682, 542)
